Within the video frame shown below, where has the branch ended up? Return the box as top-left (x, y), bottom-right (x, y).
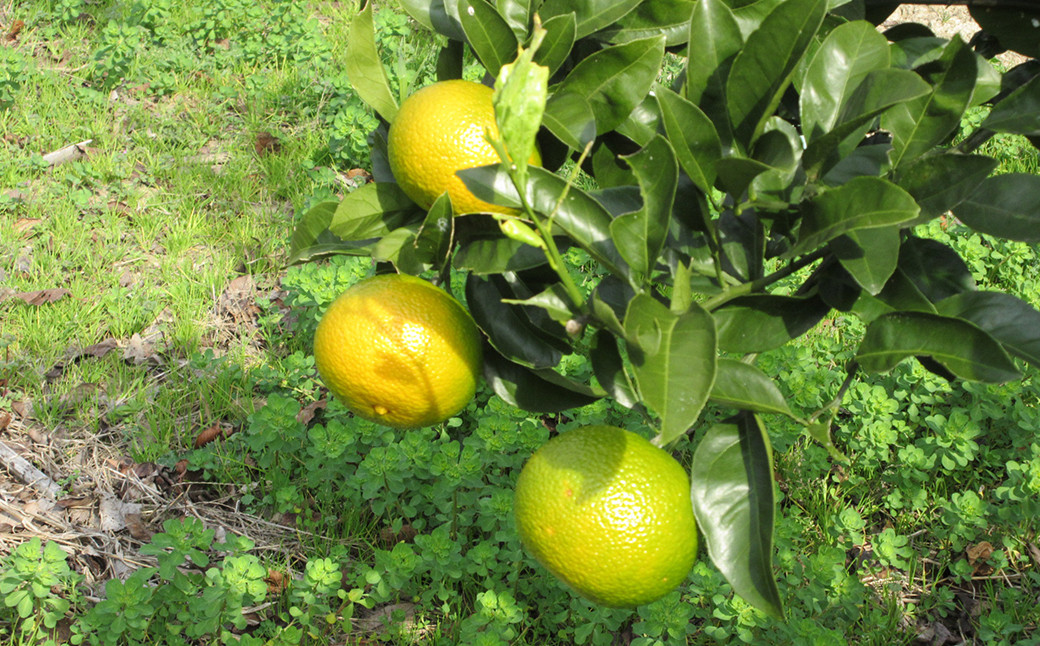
top-left (0, 441), bottom-right (61, 499)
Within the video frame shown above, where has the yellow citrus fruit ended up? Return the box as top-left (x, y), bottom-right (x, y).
top-left (312, 274), bottom-right (483, 428)
top-left (387, 79), bottom-right (541, 215)
top-left (514, 425), bottom-right (699, 608)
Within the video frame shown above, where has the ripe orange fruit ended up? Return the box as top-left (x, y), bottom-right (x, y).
top-left (312, 274), bottom-right (483, 428)
top-left (387, 79), bottom-right (541, 215)
top-left (513, 425), bottom-right (699, 608)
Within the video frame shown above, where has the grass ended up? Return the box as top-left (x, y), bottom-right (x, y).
top-left (1, 1), bottom-right (1039, 645)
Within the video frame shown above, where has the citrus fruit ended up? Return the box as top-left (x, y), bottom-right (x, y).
top-left (312, 274), bottom-right (483, 428)
top-left (387, 79), bottom-right (541, 215)
top-left (513, 425), bottom-right (699, 608)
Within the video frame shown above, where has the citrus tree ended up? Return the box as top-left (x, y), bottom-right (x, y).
top-left (290, 0), bottom-right (1040, 619)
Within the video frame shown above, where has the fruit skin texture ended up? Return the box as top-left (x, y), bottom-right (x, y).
top-left (387, 79), bottom-right (541, 215)
top-left (513, 425), bottom-right (699, 609)
top-left (312, 274), bottom-right (482, 429)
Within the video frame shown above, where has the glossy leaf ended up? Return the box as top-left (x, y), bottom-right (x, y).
top-left (883, 37), bottom-right (978, 168)
top-left (831, 226), bottom-right (900, 296)
top-left (624, 295), bottom-right (716, 445)
top-left (895, 154), bottom-right (998, 224)
top-left (954, 174), bottom-right (1040, 243)
top-left (289, 201), bottom-right (338, 258)
top-left (691, 414), bottom-right (783, 620)
top-left (982, 70), bottom-right (1040, 136)
top-left (726, 0), bottom-right (827, 146)
top-left (453, 236), bottom-right (548, 274)
top-left (459, 0), bottom-right (519, 76)
top-left (710, 359), bottom-right (793, 417)
top-left (656, 87), bottom-right (722, 194)
top-left (327, 182), bottom-right (425, 242)
top-left (346, 1), bottom-right (399, 123)
top-left (495, 0), bottom-right (532, 37)
top-left (539, 0), bottom-right (640, 39)
top-left (535, 13), bottom-right (577, 77)
top-left (610, 136), bottom-right (678, 280)
top-left (789, 177), bottom-right (919, 257)
top-left (595, 0), bottom-right (696, 46)
top-left (937, 291), bottom-right (1040, 369)
top-left (555, 36), bottom-right (666, 135)
top-left (399, 0), bottom-right (436, 30)
top-left (493, 31), bottom-right (548, 178)
top-left (542, 92), bottom-right (597, 151)
top-left (465, 274), bottom-right (564, 369)
top-left (483, 350), bottom-right (603, 412)
top-left (686, 0), bottom-right (742, 107)
top-left (857, 311), bottom-right (1022, 383)
top-left (713, 294), bottom-right (831, 354)
top-left (800, 20), bottom-right (890, 141)
top-left (590, 329), bottom-right (640, 408)
top-left (411, 193), bottom-right (454, 268)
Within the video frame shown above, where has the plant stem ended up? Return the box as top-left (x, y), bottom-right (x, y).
top-left (700, 248), bottom-right (826, 311)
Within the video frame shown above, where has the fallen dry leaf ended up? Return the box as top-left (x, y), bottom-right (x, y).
top-left (1, 288), bottom-right (72, 305)
top-left (194, 424), bottom-right (225, 448)
top-left (265, 569), bottom-right (288, 594)
top-left (45, 338), bottom-right (121, 381)
top-left (124, 512), bottom-right (153, 541)
top-left (254, 131), bottom-right (282, 156)
top-left (6, 20), bottom-right (24, 40)
top-left (14, 218), bottom-right (41, 235)
top-left (0, 412), bottom-right (10, 431)
top-left (296, 399), bottom-right (327, 426)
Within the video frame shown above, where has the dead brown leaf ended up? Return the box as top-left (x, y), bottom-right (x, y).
top-left (10, 400), bottom-right (32, 418)
top-left (265, 569), bottom-right (288, 594)
top-left (14, 218), bottom-right (41, 235)
top-left (296, 400), bottom-right (327, 426)
top-left (6, 20), bottom-right (24, 41)
top-left (124, 512), bottom-right (153, 541)
top-left (0, 412), bottom-right (10, 431)
top-left (45, 338), bottom-right (121, 381)
top-left (1, 288), bottom-right (72, 305)
top-left (194, 424), bottom-right (226, 448)
top-left (254, 131), bottom-right (282, 156)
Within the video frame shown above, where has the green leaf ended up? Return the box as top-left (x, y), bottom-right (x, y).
top-left (484, 350), bottom-right (603, 412)
top-left (713, 294), bottom-right (831, 354)
top-left (453, 235), bottom-right (549, 274)
top-left (981, 70), bottom-right (1040, 136)
top-left (590, 329), bottom-right (640, 408)
top-left (937, 291), bottom-right (1040, 370)
top-left (594, 0), bottom-right (696, 46)
top-left (726, 0), bottom-right (827, 146)
top-left (288, 200), bottom-right (339, 259)
top-left (656, 87), bottom-right (722, 194)
top-left (686, 0), bottom-right (742, 107)
top-left (609, 136), bottom-right (678, 280)
top-left (411, 193), bottom-right (454, 268)
top-left (898, 236), bottom-right (975, 303)
top-left (969, 6), bottom-right (1040, 59)
top-left (953, 174), bottom-right (1040, 243)
top-left (691, 413), bottom-right (783, 620)
top-left (710, 359), bottom-right (793, 416)
top-left (800, 20), bottom-right (890, 141)
top-left (895, 153), bottom-right (998, 225)
top-left (493, 32), bottom-right (549, 177)
top-left (831, 226), bottom-right (900, 296)
top-left (459, 0), bottom-right (519, 76)
top-left (535, 13), bottom-right (577, 77)
top-left (538, 0), bottom-right (641, 39)
top-left (555, 36), bottom-right (666, 135)
top-left (346, 1), bottom-right (399, 123)
top-left (495, 0), bottom-right (533, 36)
top-left (789, 176), bottom-right (919, 257)
top-left (856, 311), bottom-right (1022, 383)
top-left (399, 0), bottom-right (436, 30)
top-left (883, 37), bottom-right (978, 168)
top-left (542, 92), bottom-right (597, 151)
top-left (327, 183), bottom-right (426, 242)
top-left (465, 274), bottom-right (565, 369)
top-left (624, 295), bottom-right (716, 445)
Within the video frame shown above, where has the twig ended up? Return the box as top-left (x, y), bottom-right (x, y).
top-left (42, 139), bottom-right (92, 167)
top-left (0, 441), bottom-right (61, 498)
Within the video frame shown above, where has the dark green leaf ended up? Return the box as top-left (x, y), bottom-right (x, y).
top-left (710, 359), bottom-right (793, 417)
top-left (483, 350), bottom-right (603, 412)
top-left (789, 177), bottom-right (919, 257)
top-left (535, 13), bottom-right (577, 77)
top-left (347, 1), bottom-right (399, 122)
top-left (954, 174), bottom-right (1040, 243)
top-left (539, 0), bottom-right (641, 39)
top-left (686, 0), bottom-right (742, 107)
top-left (624, 295), bottom-right (716, 445)
top-left (691, 414), bottom-right (784, 620)
top-left (715, 155), bottom-right (773, 198)
top-left (726, 0), bottom-right (827, 146)
top-left (372, 227), bottom-right (423, 273)
top-left (411, 193), bottom-right (454, 268)
top-left (430, 0), bottom-right (466, 40)
top-left (820, 265), bottom-right (936, 323)
top-left (399, 0), bottom-right (436, 31)
top-left (899, 236), bottom-right (976, 302)
top-left (713, 294), bottom-right (831, 354)
top-left (555, 36), bottom-right (666, 135)
top-left (542, 92), bottom-right (597, 151)
top-left (800, 20), bottom-right (890, 141)
top-left (590, 329), bottom-right (640, 408)
top-left (857, 311), bottom-right (1022, 383)
top-left (465, 274), bottom-right (564, 369)
top-left (969, 7), bottom-right (1040, 59)
top-left (831, 226), bottom-right (900, 296)
top-left (453, 235), bottom-right (549, 273)
top-left (590, 277), bottom-right (633, 336)
top-left (614, 94), bottom-right (660, 148)
top-left (289, 200), bottom-right (339, 259)
top-left (937, 291), bottom-right (1040, 369)
top-left (459, 0), bottom-right (519, 75)
top-left (327, 182), bottom-right (425, 242)
top-left (895, 154), bottom-right (998, 225)
top-left (982, 72), bottom-right (1040, 136)
top-left (730, 0), bottom-right (785, 38)
top-left (656, 88), bottom-right (722, 194)
top-left (610, 136), bottom-right (678, 280)
top-left (594, 0), bottom-right (695, 46)
top-left (883, 37), bottom-right (978, 168)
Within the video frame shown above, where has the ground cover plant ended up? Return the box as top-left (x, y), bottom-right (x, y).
top-left (0, 0), bottom-right (1039, 644)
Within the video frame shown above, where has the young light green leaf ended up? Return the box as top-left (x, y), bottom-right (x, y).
top-left (953, 173), bottom-right (1040, 243)
top-left (555, 36), bottom-right (666, 135)
top-left (346, 1), bottom-right (399, 123)
top-left (789, 176), bottom-right (919, 257)
top-left (460, 0), bottom-right (519, 76)
top-left (624, 295), bottom-right (716, 445)
top-left (493, 26), bottom-right (549, 180)
top-left (691, 414), bottom-right (784, 620)
top-left (856, 311), bottom-right (1022, 383)
top-left (710, 359), bottom-right (793, 417)
top-left (609, 136), bottom-right (678, 280)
